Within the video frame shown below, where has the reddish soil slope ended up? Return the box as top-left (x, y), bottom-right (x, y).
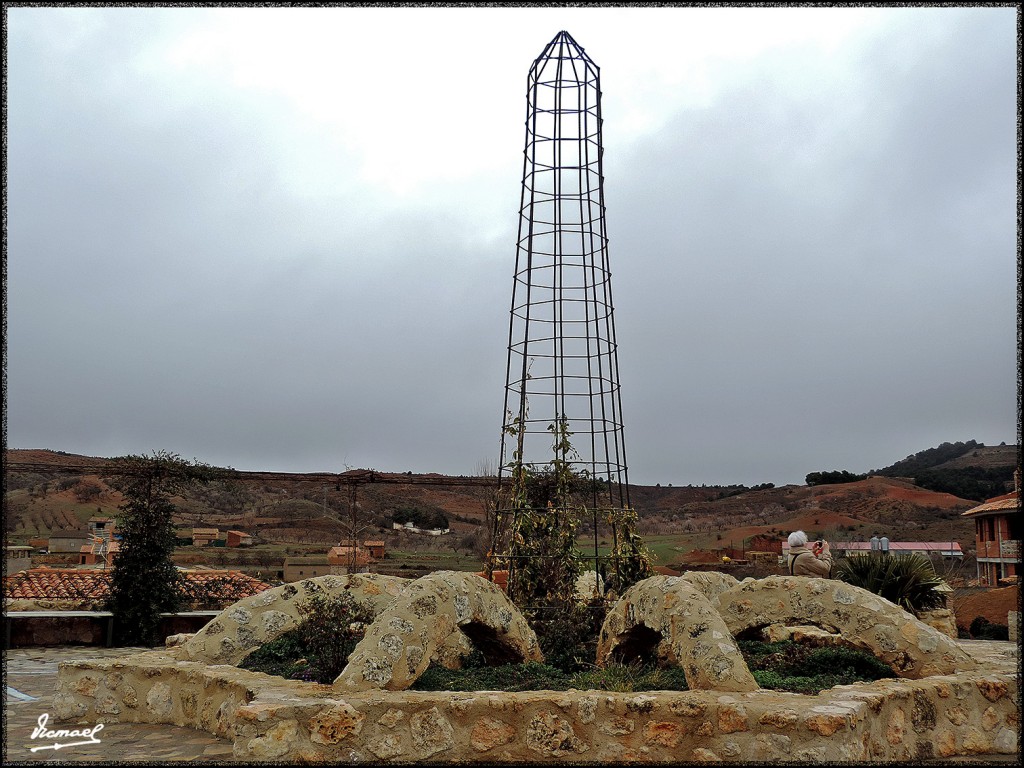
top-left (951, 585), bottom-right (1020, 631)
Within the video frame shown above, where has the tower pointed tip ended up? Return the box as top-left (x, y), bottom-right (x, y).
top-left (547, 30), bottom-right (586, 54)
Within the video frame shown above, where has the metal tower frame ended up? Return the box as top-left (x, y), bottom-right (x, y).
top-left (492, 31), bottom-right (632, 595)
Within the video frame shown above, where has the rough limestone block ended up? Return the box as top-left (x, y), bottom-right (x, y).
top-left (595, 575), bottom-right (759, 692)
top-left (715, 576), bottom-right (979, 679)
top-left (179, 574), bottom-right (411, 665)
top-left (916, 609), bottom-right (958, 639)
top-left (681, 570), bottom-right (740, 602)
top-left (333, 571), bottom-right (541, 692)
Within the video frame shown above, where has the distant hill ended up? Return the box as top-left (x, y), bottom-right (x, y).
top-left (870, 441), bottom-right (1018, 501)
top-left (871, 441), bottom-right (1017, 476)
top-left (3, 446), bottom-right (998, 556)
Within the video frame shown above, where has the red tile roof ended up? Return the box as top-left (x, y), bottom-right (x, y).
top-left (962, 494), bottom-right (1019, 517)
top-left (4, 567), bottom-right (272, 606)
top-left (5, 568), bottom-right (111, 600)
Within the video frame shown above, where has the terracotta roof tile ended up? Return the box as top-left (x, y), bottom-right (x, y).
top-left (4, 567), bottom-right (271, 606)
top-left (962, 495), bottom-right (1019, 516)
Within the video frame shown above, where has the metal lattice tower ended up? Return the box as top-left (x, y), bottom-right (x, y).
top-left (493, 31), bottom-right (631, 586)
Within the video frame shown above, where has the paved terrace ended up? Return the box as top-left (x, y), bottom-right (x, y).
top-left (3, 642), bottom-right (1019, 764)
top-left (4, 647), bottom-right (241, 763)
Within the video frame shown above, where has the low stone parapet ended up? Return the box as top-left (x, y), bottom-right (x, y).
top-left (53, 640), bottom-right (1018, 763)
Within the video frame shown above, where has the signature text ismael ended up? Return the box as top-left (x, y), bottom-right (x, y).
top-left (30, 713), bottom-right (104, 752)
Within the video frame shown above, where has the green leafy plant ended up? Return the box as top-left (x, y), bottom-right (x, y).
top-left (294, 591), bottom-right (375, 682)
top-left (494, 412), bottom-right (653, 612)
top-left (411, 659), bottom-right (689, 693)
top-left (833, 553), bottom-right (946, 614)
top-left (238, 591), bottom-right (373, 683)
top-left (570, 661), bottom-right (689, 692)
top-left (500, 414), bottom-right (587, 611)
top-left (739, 639), bottom-right (892, 694)
top-left (531, 600), bottom-right (607, 672)
top-left (237, 629), bottom-right (310, 680)
top-left (603, 506), bottom-right (654, 595)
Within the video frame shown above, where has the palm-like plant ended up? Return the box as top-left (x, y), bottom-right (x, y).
top-left (833, 553), bottom-right (946, 614)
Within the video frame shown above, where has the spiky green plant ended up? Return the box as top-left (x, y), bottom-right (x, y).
top-left (833, 553), bottom-right (946, 614)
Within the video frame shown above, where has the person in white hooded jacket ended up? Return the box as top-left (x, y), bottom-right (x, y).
top-left (787, 530), bottom-right (833, 577)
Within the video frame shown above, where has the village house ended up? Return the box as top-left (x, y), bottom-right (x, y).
top-left (962, 469), bottom-right (1020, 586)
top-left (225, 530), bottom-right (253, 548)
top-left (326, 546), bottom-right (372, 571)
top-left (282, 556), bottom-right (338, 582)
top-left (4, 545), bottom-right (34, 576)
top-left (828, 541), bottom-right (963, 558)
top-left (88, 516), bottom-right (115, 541)
top-left (780, 539), bottom-right (964, 564)
top-left (79, 538), bottom-right (119, 567)
top-left (363, 540), bottom-right (385, 560)
top-left (47, 529), bottom-right (92, 554)
top-left (191, 528), bottom-right (220, 547)
top-left (392, 521), bottom-right (451, 536)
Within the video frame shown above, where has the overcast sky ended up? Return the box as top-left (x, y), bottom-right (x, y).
top-left (5, 5), bottom-right (1019, 487)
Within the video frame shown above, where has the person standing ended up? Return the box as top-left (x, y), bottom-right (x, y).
top-left (787, 530), bottom-right (833, 577)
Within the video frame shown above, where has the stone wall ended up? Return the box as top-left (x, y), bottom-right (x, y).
top-left (48, 572), bottom-right (1021, 762)
top-left (53, 640), bottom-right (1018, 762)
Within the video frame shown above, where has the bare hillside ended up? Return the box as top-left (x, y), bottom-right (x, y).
top-left (5, 450), bottom-right (984, 555)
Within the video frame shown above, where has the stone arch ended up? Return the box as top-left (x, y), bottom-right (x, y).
top-left (595, 575), bottom-right (759, 692)
top-left (178, 573), bottom-right (411, 665)
top-left (714, 575), bottom-right (979, 679)
top-left (333, 571), bottom-right (542, 692)
top-left (678, 570), bottom-right (740, 601)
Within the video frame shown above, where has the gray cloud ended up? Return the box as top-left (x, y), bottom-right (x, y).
top-left (5, 7), bottom-right (1017, 488)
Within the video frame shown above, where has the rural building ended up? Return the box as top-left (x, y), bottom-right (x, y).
top-left (79, 538), bottom-right (119, 567)
top-left (828, 541), bottom-right (964, 558)
top-left (962, 470), bottom-right (1020, 586)
top-left (88, 516), bottom-right (115, 541)
top-left (392, 522), bottom-right (450, 536)
top-left (4, 545), bottom-right (34, 576)
top-left (47, 530), bottom-right (91, 553)
top-left (191, 528), bottom-right (220, 547)
top-left (282, 556), bottom-right (341, 582)
top-left (327, 546), bottom-right (372, 570)
top-left (364, 540), bottom-right (386, 560)
top-left (226, 530), bottom-right (253, 548)
top-left (780, 540), bottom-right (963, 567)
